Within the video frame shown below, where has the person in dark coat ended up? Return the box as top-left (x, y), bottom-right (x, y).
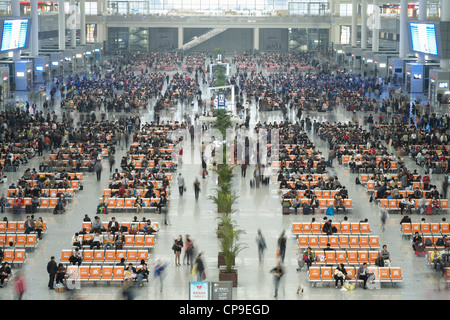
top-left (47, 256), bottom-right (58, 290)
top-left (195, 253), bottom-right (205, 282)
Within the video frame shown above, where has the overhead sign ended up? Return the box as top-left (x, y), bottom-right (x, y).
top-left (218, 93), bottom-right (226, 108)
top-left (189, 282), bottom-right (210, 300)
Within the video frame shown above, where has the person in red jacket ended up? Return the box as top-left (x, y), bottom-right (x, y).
top-left (423, 173), bottom-right (431, 190)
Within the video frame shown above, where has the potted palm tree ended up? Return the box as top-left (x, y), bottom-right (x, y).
top-left (217, 216), bottom-right (247, 287)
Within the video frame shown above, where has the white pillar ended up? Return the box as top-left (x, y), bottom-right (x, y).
top-left (59, 0), bottom-right (66, 51)
top-left (11, 0), bottom-right (21, 61)
top-left (372, 0), bottom-right (379, 52)
top-left (399, 0), bottom-right (408, 58)
top-left (254, 27), bottom-right (259, 51)
top-left (361, 0), bottom-right (367, 49)
top-left (30, 0), bottom-right (39, 56)
top-left (441, 0), bottom-right (450, 69)
top-left (69, 0), bottom-right (76, 48)
top-left (351, 0), bottom-right (357, 46)
top-left (80, 0), bottom-right (86, 45)
top-left (178, 27), bottom-right (183, 50)
top-left (417, 0), bottom-right (427, 64)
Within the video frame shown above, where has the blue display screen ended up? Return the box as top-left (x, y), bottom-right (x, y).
top-left (410, 22), bottom-right (439, 56)
top-left (0, 19), bottom-right (29, 52)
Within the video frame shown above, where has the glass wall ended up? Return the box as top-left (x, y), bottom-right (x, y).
top-left (106, 0), bottom-right (329, 14)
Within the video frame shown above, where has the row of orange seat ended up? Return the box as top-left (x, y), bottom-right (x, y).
top-left (281, 189), bottom-right (346, 199)
top-left (63, 264), bottom-right (148, 283)
top-left (283, 198), bottom-right (352, 210)
top-left (7, 188), bottom-right (76, 198)
top-left (6, 195), bottom-right (73, 209)
top-left (15, 180), bottom-right (81, 189)
top-left (401, 222), bottom-right (449, 237)
top-left (0, 221), bottom-right (47, 234)
top-left (298, 234), bottom-right (380, 250)
top-left (1, 249), bottom-right (27, 265)
top-left (292, 222), bottom-right (370, 235)
top-left (81, 221), bottom-right (159, 234)
top-left (98, 197), bottom-right (161, 209)
top-left (308, 266), bottom-right (403, 284)
top-left (308, 250), bottom-right (380, 266)
top-left (379, 199), bottom-right (449, 210)
top-left (0, 234), bottom-right (39, 248)
top-left (61, 249), bottom-right (149, 265)
top-left (75, 234), bottom-right (155, 249)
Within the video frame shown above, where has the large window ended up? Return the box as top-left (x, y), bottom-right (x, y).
top-left (107, 0), bottom-right (310, 14)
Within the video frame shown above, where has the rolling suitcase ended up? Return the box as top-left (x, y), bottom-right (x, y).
top-left (25, 205), bottom-right (32, 214)
top-left (426, 205), bottom-right (433, 215)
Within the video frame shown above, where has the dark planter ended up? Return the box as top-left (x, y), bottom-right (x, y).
top-left (219, 269), bottom-right (238, 287)
top-left (218, 252), bottom-right (235, 268)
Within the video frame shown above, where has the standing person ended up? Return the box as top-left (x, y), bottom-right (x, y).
top-left (442, 176), bottom-right (448, 200)
top-left (194, 253), bottom-right (205, 282)
top-left (47, 256), bottom-right (57, 290)
top-left (254, 165), bottom-right (261, 188)
top-left (153, 260), bottom-right (168, 292)
top-left (193, 178), bottom-right (201, 201)
top-left (94, 160), bottom-right (102, 182)
top-left (108, 155), bottom-right (115, 173)
top-left (13, 270), bottom-right (26, 300)
top-left (0, 194), bottom-right (5, 213)
top-left (277, 230), bottom-right (287, 263)
top-left (177, 173), bottom-right (185, 196)
top-left (380, 207), bottom-right (388, 232)
top-left (201, 158), bottom-right (208, 179)
top-left (173, 235), bottom-right (183, 266)
top-left (184, 235), bottom-right (194, 266)
top-left (269, 263), bottom-right (284, 298)
top-left (241, 162), bottom-right (247, 178)
top-left (256, 229), bottom-right (267, 264)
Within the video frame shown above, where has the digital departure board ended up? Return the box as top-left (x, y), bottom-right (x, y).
top-left (409, 22), bottom-right (439, 56)
top-left (0, 19), bottom-right (30, 52)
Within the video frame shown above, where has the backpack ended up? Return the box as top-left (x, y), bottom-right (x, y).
top-left (129, 223), bottom-right (138, 235)
top-left (355, 177), bottom-right (361, 185)
top-left (435, 238), bottom-right (444, 246)
top-left (425, 238), bottom-right (432, 246)
top-left (375, 257), bottom-right (385, 267)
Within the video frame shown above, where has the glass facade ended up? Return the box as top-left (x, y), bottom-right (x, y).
top-left (106, 0), bottom-right (332, 14)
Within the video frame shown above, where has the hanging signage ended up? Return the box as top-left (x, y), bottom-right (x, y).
top-left (218, 93), bottom-right (226, 108)
top-left (211, 281), bottom-right (232, 300)
top-left (189, 282), bottom-right (210, 300)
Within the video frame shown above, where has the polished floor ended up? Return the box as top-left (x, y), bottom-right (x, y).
top-left (0, 62), bottom-right (449, 301)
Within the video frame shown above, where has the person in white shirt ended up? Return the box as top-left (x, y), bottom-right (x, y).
top-left (90, 231), bottom-right (103, 249)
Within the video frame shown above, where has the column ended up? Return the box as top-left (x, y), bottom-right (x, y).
top-left (399, 0), bottom-right (408, 58)
top-left (11, 0), bottom-right (20, 61)
top-left (178, 27), bottom-right (183, 50)
top-left (80, 0), bottom-right (86, 45)
top-left (59, 0), bottom-right (66, 51)
top-left (31, 0), bottom-right (39, 56)
top-left (253, 27), bottom-right (260, 51)
top-left (441, 0), bottom-right (450, 69)
top-left (372, 0), bottom-right (379, 52)
top-left (351, 0), bottom-right (357, 46)
top-left (417, 0), bottom-right (427, 64)
top-left (69, 0), bottom-right (76, 48)
top-left (361, 0), bottom-right (367, 49)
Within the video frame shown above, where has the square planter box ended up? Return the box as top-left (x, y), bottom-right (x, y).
top-left (219, 268), bottom-right (238, 287)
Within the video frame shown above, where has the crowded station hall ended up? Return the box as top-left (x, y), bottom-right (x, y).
top-left (0, 0), bottom-right (449, 303)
